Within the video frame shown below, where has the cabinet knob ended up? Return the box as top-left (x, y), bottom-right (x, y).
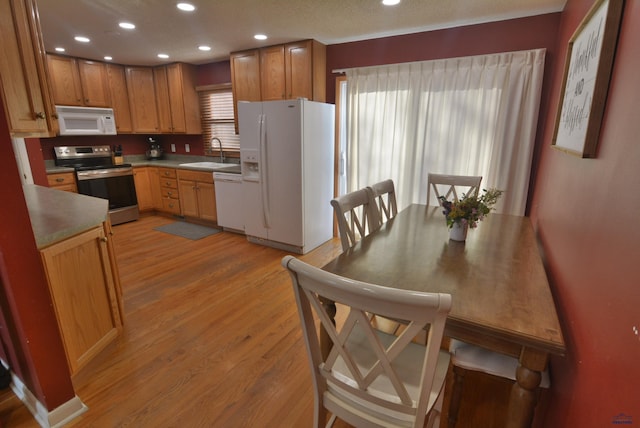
top-left (35, 112), bottom-right (46, 119)
top-left (56, 177), bottom-right (64, 182)
top-left (101, 237), bottom-right (108, 243)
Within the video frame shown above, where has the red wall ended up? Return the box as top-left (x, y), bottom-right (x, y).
top-left (530, 0), bottom-right (640, 425)
top-left (0, 103), bottom-right (75, 408)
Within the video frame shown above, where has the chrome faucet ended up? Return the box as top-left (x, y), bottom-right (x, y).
top-left (211, 137), bottom-right (225, 163)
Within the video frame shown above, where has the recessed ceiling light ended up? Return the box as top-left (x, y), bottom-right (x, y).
top-left (157, 53), bottom-right (169, 59)
top-left (382, 0), bottom-right (400, 5)
top-left (119, 22), bottom-right (135, 30)
top-left (74, 36), bottom-right (90, 43)
top-left (198, 45), bottom-right (211, 51)
top-left (55, 47), bottom-right (65, 52)
top-left (176, 3), bottom-right (195, 11)
top-left (254, 34), bottom-right (267, 40)
top-left (104, 56), bottom-right (113, 61)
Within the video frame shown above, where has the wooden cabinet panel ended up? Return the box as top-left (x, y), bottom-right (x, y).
top-left (40, 226), bottom-right (122, 374)
top-left (106, 63), bottom-right (133, 133)
top-left (47, 55), bottom-right (111, 107)
top-left (77, 59), bottom-right (111, 106)
top-left (168, 63), bottom-right (201, 134)
top-left (153, 66), bottom-right (173, 133)
top-left (47, 172), bottom-right (77, 193)
top-left (177, 169), bottom-right (216, 222)
top-left (230, 49), bottom-right (261, 130)
top-left (260, 45), bottom-right (286, 101)
top-left (0, 0), bottom-right (54, 136)
top-left (157, 167), bottom-right (180, 214)
top-left (46, 54), bottom-right (83, 106)
top-left (133, 167), bottom-right (154, 211)
top-left (285, 40), bottom-right (314, 100)
top-left (153, 63), bottom-right (200, 134)
top-left (125, 66), bottom-right (160, 133)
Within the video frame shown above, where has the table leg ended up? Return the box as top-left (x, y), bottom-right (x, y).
top-left (506, 348), bottom-right (549, 428)
top-left (319, 297), bottom-right (336, 360)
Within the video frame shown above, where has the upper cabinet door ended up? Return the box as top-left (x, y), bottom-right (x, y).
top-left (260, 45), bottom-right (286, 101)
top-left (285, 41), bottom-right (313, 100)
top-left (47, 54), bottom-right (83, 106)
top-left (125, 66), bottom-right (160, 133)
top-left (77, 60), bottom-right (111, 107)
top-left (105, 64), bottom-right (132, 133)
top-left (230, 49), bottom-right (261, 131)
top-left (0, 0), bottom-right (54, 136)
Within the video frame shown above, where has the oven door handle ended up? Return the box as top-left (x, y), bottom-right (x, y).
top-left (76, 167), bottom-right (134, 180)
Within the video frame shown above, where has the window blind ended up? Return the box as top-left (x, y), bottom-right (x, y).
top-left (199, 87), bottom-right (240, 154)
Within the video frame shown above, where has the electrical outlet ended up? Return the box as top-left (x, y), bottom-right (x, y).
top-left (171, 143), bottom-right (176, 152)
top-left (185, 143), bottom-right (190, 153)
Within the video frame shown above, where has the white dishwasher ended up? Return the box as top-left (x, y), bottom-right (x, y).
top-left (213, 172), bottom-right (244, 232)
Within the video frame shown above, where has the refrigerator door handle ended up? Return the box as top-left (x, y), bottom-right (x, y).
top-left (259, 113), bottom-right (271, 229)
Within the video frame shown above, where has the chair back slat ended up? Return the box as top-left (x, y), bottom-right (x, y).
top-left (427, 173), bottom-right (483, 206)
top-left (368, 179), bottom-right (398, 228)
top-left (330, 188), bottom-right (378, 251)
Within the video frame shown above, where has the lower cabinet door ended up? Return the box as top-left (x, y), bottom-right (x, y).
top-left (40, 225), bottom-right (121, 374)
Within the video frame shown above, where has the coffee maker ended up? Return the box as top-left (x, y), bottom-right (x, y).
top-left (146, 137), bottom-right (163, 160)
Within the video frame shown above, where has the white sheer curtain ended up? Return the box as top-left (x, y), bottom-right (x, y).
top-left (345, 48), bottom-right (545, 215)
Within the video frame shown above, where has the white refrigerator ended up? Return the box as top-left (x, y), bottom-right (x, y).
top-left (239, 99), bottom-right (335, 254)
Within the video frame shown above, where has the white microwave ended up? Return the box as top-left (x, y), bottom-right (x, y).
top-left (56, 105), bottom-right (117, 136)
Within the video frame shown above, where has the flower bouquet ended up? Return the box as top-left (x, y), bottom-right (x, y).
top-left (439, 188), bottom-right (504, 229)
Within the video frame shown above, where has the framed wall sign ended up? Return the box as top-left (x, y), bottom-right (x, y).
top-left (551, 0), bottom-right (624, 158)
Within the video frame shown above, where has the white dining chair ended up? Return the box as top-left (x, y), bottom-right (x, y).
top-left (330, 188), bottom-right (378, 252)
top-left (282, 255), bottom-right (453, 428)
top-left (447, 339), bottom-right (551, 427)
top-left (426, 173), bottom-right (483, 206)
top-left (368, 179), bottom-right (398, 227)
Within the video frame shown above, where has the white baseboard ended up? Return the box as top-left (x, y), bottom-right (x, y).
top-left (10, 372), bottom-right (87, 428)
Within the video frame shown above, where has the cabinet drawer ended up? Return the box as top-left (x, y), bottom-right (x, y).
top-left (162, 198), bottom-right (181, 214)
top-left (158, 168), bottom-right (177, 179)
top-left (47, 172), bottom-right (76, 187)
top-left (160, 178), bottom-right (178, 189)
top-left (177, 169), bottom-right (214, 183)
top-left (161, 188), bottom-right (179, 199)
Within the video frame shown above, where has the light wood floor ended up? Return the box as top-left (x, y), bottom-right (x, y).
top-left (1, 215), bottom-right (523, 427)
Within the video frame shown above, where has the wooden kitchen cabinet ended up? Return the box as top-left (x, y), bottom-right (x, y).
top-left (126, 66), bottom-right (160, 133)
top-left (178, 169), bottom-right (216, 222)
top-left (133, 167), bottom-right (154, 211)
top-left (40, 224), bottom-right (122, 374)
top-left (105, 63), bottom-right (133, 133)
top-left (231, 39), bottom-right (325, 129)
top-left (0, 0), bottom-right (57, 137)
top-left (47, 54), bottom-right (111, 107)
top-left (154, 63), bottom-right (202, 134)
top-left (157, 167), bottom-right (181, 215)
top-left (47, 171), bottom-right (77, 193)
top-left (260, 45), bottom-right (286, 101)
top-left (285, 40), bottom-right (326, 101)
top-left (230, 49), bottom-right (261, 130)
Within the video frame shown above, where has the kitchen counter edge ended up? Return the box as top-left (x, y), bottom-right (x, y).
top-left (24, 185), bottom-right (109, 249)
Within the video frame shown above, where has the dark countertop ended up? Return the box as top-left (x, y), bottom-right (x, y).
top-left (24, 185), bottom-right (109, 249)
top-left (45, 154), bottom-right (241, 175)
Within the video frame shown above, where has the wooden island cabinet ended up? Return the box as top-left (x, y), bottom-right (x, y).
top-left (25, 185), bottom-right (123, 375)
top-left (40, 224), bottom-right (122, 374)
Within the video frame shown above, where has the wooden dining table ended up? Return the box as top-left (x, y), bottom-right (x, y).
top-left (322, 204), bottom-right (565, 428)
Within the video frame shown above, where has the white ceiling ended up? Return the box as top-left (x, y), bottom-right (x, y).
top-left (36, 0), bottom-right (566, 67)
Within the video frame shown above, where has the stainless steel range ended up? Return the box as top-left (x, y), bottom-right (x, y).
top-left (54, 145), bottom-right (139, 225)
